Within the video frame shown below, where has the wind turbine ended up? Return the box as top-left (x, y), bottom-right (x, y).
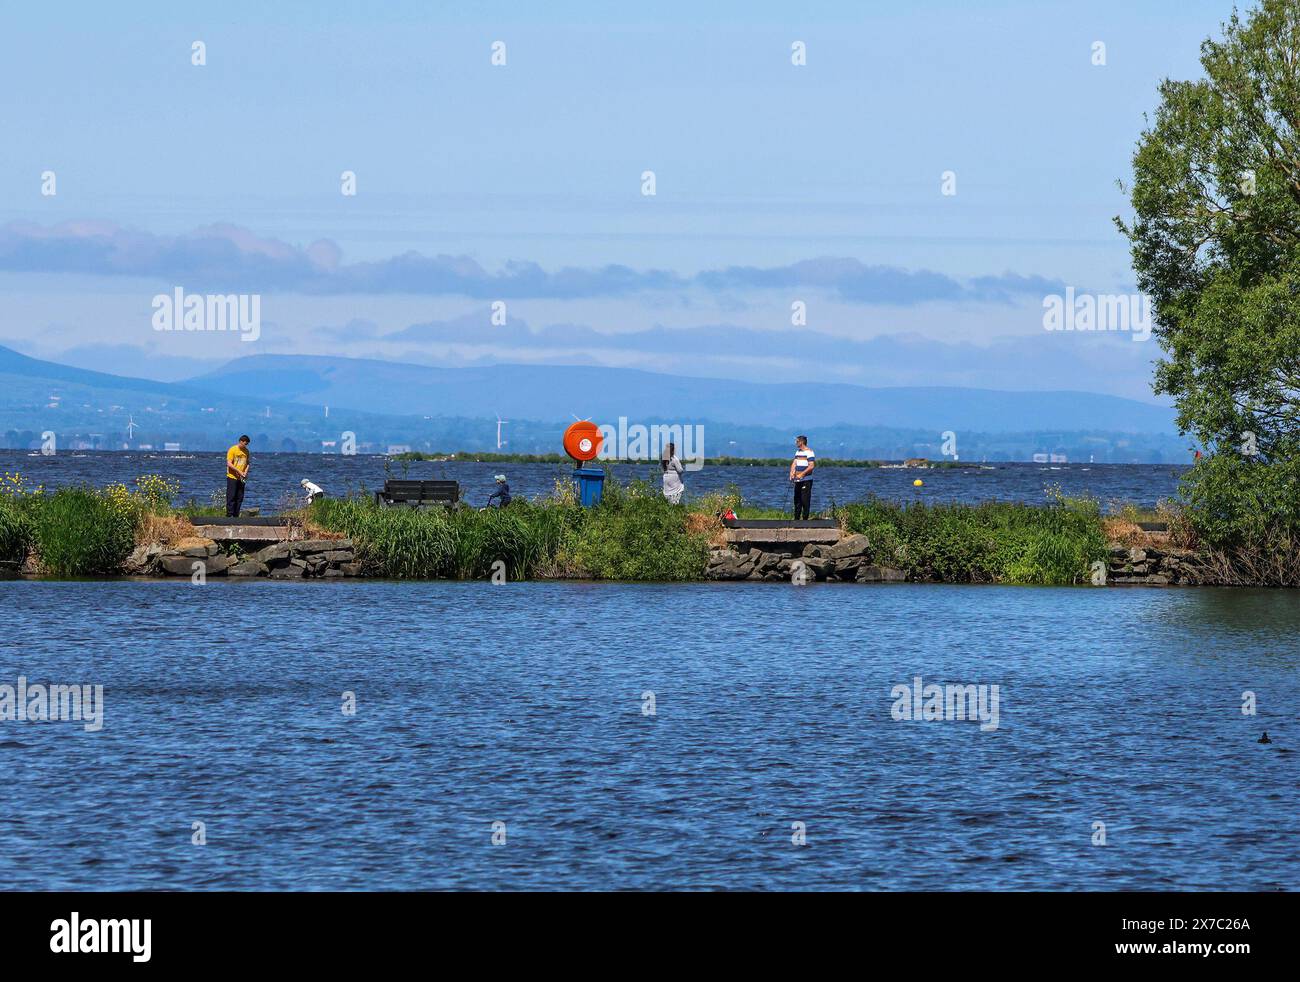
top-left (126, 415), bottom-right (137, 440)
top-left (496, 415), bottom-right (508, 449)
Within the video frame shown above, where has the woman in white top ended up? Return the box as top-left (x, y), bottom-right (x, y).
top-left (661, 442), bottom-right (685, 504)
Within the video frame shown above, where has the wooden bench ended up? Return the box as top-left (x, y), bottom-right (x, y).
top-left (374, 479), bottom-right (460, 508)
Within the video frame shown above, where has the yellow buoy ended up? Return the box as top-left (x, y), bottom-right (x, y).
top-left (913, 479), bottom-right (924, 487)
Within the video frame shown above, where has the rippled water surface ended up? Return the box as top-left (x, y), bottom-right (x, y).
top-left (1, 579), bottom-right (1295, 890)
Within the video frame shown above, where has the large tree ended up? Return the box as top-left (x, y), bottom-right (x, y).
top-left (1120, 0), bottom-right (1300, 547)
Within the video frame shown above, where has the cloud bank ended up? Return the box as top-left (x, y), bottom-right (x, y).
top-left (0, 221), bottom-right (1064, 305)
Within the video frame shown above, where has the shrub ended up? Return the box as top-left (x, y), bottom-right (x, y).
top-left (837, 496), bottom-right (1106, 585)
top-left (1180, 454), bottom-right (1300, 551)
top-left (30, 486), bottom-right (138, 576)
top-left (564, 481), bottom-right (710, 581)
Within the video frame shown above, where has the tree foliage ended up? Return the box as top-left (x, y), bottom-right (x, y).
top-left (1119, 0), bottom-right (1300, 546)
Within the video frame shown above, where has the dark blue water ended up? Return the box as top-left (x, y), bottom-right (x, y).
top-left (1, 450), bottom-right (1188, 511)
top-left (1, 579), bottom-right (1294, 890)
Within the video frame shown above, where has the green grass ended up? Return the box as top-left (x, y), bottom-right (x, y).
top-left (310, 478), bottom-right (709, 581)
top-left (29, 486), bottom-right (138, 577)
top-left (561, 480), bottom-right (709, 581)
top-left (0, 495), bottom-right (33, 564)
top-left (311, 496), bottom-right (576, 580)
top-left (835, 496), bottom-right (1108, 585)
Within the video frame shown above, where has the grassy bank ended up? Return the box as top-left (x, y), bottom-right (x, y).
top-left (309, 478), bottom-right (712, 580)
top-left (0, 473), bottom-right (175, 576)
top-left (306, 482), bottom-right (1109, 584)
top-left (836, 496), bottom-right (1108, 585)
top-left (0, 468), bottom-right (1132, 585)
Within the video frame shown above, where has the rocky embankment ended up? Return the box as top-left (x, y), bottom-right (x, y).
top-left (122, 537), bottom-right (361, 578)
top-left (1104, 544), bottom-right (1211, 586)
top-left (707, 534), bottom-right (1221, 586)
top-left (706, 534), bottom-right (907, 582)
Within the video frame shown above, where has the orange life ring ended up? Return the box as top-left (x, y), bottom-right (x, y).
top-left (563, 421), bottom-right (602, 461)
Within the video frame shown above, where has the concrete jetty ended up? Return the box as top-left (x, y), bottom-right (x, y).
top-left (190, 516), bottom-right (300, 543)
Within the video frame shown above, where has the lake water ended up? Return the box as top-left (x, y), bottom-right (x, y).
top-left (1, 578), bottom-right (1294, 890)
top-left (1, 450), bottom-right (1189, 511)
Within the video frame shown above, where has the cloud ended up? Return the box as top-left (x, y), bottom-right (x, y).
top-left (0, 221), bottom-right (1065, 305)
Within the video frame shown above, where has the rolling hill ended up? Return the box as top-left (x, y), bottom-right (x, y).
top-left (185, 354), bottom-right (1179, 434)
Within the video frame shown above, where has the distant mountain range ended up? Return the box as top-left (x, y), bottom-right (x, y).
top-left (0, 344), bottom-right (1189, 461)
top-left (186, 353), bottom-right (1178, 434)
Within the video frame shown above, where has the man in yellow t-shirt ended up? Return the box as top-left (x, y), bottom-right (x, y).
top-left (225, 435), bottom-right (251, 517)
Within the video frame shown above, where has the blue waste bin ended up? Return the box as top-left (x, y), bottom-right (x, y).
top-left (573, 467), bottom-right (605, 508)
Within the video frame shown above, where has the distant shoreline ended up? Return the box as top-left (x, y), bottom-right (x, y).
top-left (393, 451), bottom-right (988, 469)
top-left (0, 448), bottom-right (1191, 468)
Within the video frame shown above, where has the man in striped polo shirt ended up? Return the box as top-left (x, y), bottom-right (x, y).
top-left (789, 435), bottom-right (816, 520)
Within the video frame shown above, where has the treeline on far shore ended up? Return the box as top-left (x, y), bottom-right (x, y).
top-left (392, 451), bottom-right (977, 468)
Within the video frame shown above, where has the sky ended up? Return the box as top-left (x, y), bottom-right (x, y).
top-left (0, 0), bottom-right (1238, 400)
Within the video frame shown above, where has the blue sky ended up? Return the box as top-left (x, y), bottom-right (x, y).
top-left (0, 0), bottom-right (1236, 398)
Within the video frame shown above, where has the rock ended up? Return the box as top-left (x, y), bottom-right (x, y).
top-left (1127, 547), bottom-right (1147, 563)
top-left (122, 543), bottom-right (164, 575)
top-left (173, 536), bottom-right (218, 558)
top-left (856, 565), bottom-right (906, 583)
top-left (798, 557), bottom-right (830, 578)
top-left (337, 563), bottom-right (365, 577)
top-left (291, 538), bottom-right (350, 556)
top-left (289, 557), bottom-right (308, 569)
top-left (826, 534), bottom-right (870, 561)
top-left (268, 564), bottom-right (304, 578)
top-left (203, 554), bottom-right (235, 576)
top-left (1130, 573), bottom-right (1170, 586)
top-left (159, 554), bottom-right (205, 576)
top-left (802, 543), bottom-right (830, 559)
top-left (322, 550), bottom-right (354, 563)
top-left (705, 549), bottom-right (755, 580)
top-left (831, 555), bottom-right (868, 577)
top-left (158, 552), bottom-right (232, 576)
top-left (254, 542), bottom-right (292, 564)
top-left (227, 560), bottom-right (268, 577)
top-left (323, 567), bottom-right (344, 577)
